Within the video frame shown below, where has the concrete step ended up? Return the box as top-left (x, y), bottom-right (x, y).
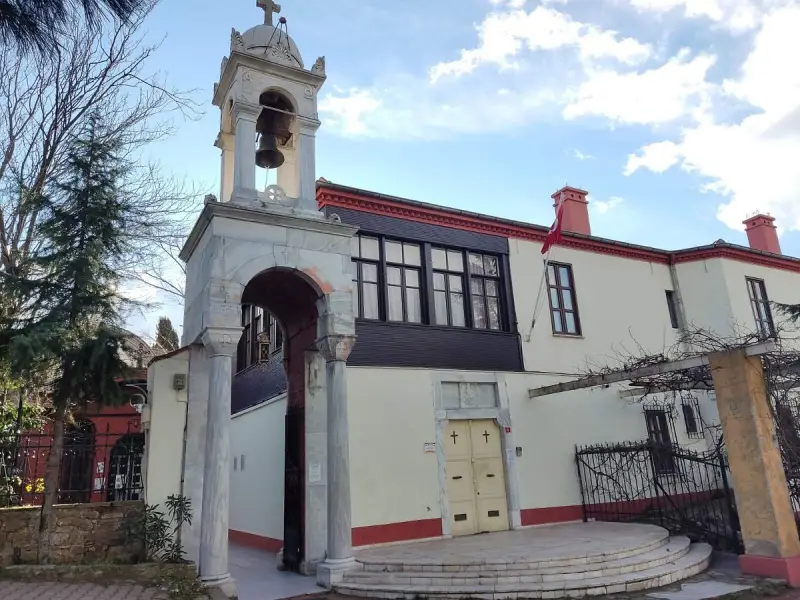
top-left (359, 529), bottom-right (671, 574)
top-left (346, 537), bottom-right (691, 585)
top-left (335, 542), bottom-right (712, 599)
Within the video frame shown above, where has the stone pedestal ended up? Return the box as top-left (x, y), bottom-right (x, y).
top-left (316, 334), bottom-right (358, 586)
top-left (709, 349), bottom-right (800, 585)
top-left (198, 328), bottom-right (242, 598)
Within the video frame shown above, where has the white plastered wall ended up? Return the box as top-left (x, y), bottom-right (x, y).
top-left (229, 395), bottom-right (287, 542)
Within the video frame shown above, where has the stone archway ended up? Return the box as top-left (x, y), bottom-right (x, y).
top-left (241, 267), bottom-right (321, 572)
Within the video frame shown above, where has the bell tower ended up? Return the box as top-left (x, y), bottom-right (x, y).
top-left (213, 1), bottom-right (327, 213)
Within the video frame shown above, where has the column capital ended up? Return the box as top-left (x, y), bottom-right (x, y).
top-left (201, 327), bottom-right (242, 357)
top-left (297, 115), bottom-right (322, 133)
top-left (317, 334), bottom-right (356, 363)
top-left (231, 100), bottom-right (260, 121)
top-left (215, 131), bottom-right (234, 150)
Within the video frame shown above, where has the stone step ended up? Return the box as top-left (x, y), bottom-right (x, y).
top-left (335, 543), bottom-right (712, 599)
top-left (346, 537), bottom-right (691, 585)
top-left (359, 529), bottom-right (670, 574)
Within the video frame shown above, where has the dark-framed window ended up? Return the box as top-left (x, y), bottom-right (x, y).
top-left (644, 408), bottom-right (675, 474)
top-left (237, 305), bottom-right (283, 373)
top-left (681, 397), bottom-right (703, 439)
top-left (351, 236), bottom-right (380, 320)
top-left (746, 277), bottom-right (775, 338)
top-left (385, 240), bottom-right (422, 323)
top-left (469, 253), bottom-right (502, 331)
top-left (432, 247), bottom-right (467, 327)
top-left (665, 290), bottom-right (680, 329)
top-left (547, 262), bottom-right (581, 336)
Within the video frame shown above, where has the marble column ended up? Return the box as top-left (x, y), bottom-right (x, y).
top-left (297, 117), bottom-right (320, 212)
top-left (231, 102), bottom-right (259, 202)
top-left (198, 327), bottom-right (240, 598)
top-left (316, 334), bottom-right (357, 587)
top-left (215, 132), bottom-right (235, 203)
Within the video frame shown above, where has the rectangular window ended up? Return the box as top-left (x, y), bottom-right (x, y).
top-left (681, 398), bottom-right (704, 439)
top-left (352, 235), bottom-right (380, 320)
top-left (645, 409), bottom-right (675, 474)
top-left (469, 253), bottom-right (502, 331)
top-left (250, 306), bottom-right (262, 365)
top-left (385, 240), bottom-right (422, 323)
top-left (665, 291), bottom-right (680, 329)
top-left (746, 277), bottom-right (775, 338)
top-left (432, 247), bottom-right (466, 327)
top-left (547, 263), bottom-right (581, 336)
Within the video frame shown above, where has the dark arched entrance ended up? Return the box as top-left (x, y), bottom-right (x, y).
top-left (106, 433), bottom-right (145, 502)
top-left (241, 267), bottom-right (321, 572)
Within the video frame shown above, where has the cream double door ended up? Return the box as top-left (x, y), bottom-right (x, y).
top-left (444, 419), bottom-right (510, 537)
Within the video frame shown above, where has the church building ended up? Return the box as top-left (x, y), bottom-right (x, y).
top-left (143, 3), bottom-right (800, 598)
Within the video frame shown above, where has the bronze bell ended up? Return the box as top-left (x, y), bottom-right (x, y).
top-left (256, 135), bottom-right (285, 170)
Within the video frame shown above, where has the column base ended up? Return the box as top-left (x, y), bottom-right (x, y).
top-left (740, 554), bottom-right (800, 586)
top-left (200, 574), bottom-right (238, 599)
top-left (316, 557), bottom-right (359, 587)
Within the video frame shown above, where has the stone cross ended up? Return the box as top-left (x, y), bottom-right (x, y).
top-left (257, 0), bottom-right (281, 26)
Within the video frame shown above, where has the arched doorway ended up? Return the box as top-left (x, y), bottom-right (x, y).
top-left (106, 433), bottom-right (145, 502)
top-left (240, 267), bottom-right (322, 572)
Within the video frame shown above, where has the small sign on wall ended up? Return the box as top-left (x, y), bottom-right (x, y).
top-left (424, 442), bottom-right (436, 453)
top-left (309, 462), bottom-right (322, 483)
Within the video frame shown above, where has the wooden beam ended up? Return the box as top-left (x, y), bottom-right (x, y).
top-left (528, 340), bottom-right (776, 399)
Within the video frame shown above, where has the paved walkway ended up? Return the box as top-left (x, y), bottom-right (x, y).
top-left (0, 581), bottom-right (165, 600)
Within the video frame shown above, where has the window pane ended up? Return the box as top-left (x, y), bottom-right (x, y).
top-left (488, 298), bottom-right (501, 330)
top-left (553, 311), bottom-right (564, 333)
top-left (388, 286), bottom-right (403, 321)
top-left (434, 291), bottom-right (448, 325)
top-left (353, 283), bottom-right (360, 316)
top-left (351, 236), bottom-right (360, 258)
top-left (432, 248), bottom-right (447, 270)
top-left (448, 250), bottom-right (464, 272)
top-left (562, 289), bottom-right (574, 310)
top-left (484, 256), bottom-right (499, 277)
top-left (549, 288), bottom-right (560, 309)
top-left (469, 253), bottom-right (484, 275)
top-left (406, 288), bottom-right (422, 323)
top-left (472, 296), bottom-right (487, 329)
top-left (361, 237), bottom-right (380, 260)
top-left (387, 266), bottom-right (402, 286)
top-left (362, 263), bottom-right (378, 282)
top-left (559, 266), bottom-right (571, 288)
top-left (350, 259), bottom-right (358, 278)
top-left (547, 265), bottom-right (556, 283)
top-left (385, 240), bottom-right (403, 264)
top-left (433, 272), bottom-right (446, 291)
top-left (363, 283), bottom-right (379, 319)
top-left (449, 275), bottom-right (463, 293)
top-left (405, 268), bottom-right (419, 288)
top-left (451, 293), bottom-right (466, 327)
top-left (471, 278), bottom-right (483, 296)
top-left (565, 312), bottom-right (578, 334)
top-left (485, 280), bottom-right (498, 297)
top-left (404, 243), bottom-right (421, 266)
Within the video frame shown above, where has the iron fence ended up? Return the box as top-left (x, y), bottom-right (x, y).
top-left (575, 440), bottom-right (742, 553)
top-left (0, 419), bottom-right (144, 507)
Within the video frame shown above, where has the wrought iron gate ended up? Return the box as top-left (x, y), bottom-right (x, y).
top-left (283, 408), bottom-right (304, 572)
top-left (575, 441), bottom-right (742, 553)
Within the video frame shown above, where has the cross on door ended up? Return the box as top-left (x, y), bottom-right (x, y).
top-left (257, 0), bottom-right (282, 26)
top-left (450, 431), bottom-right (459, 444)
top-left (483, 430), bottom-right (491, 443)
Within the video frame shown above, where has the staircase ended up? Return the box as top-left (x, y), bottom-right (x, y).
top-left (335, 523), bottom-right (712, 599)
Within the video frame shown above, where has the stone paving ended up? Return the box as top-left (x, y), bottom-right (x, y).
top-left (0, 581), bottom-right (168, 600)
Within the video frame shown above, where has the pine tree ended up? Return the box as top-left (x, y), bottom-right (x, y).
top-left (155, 316), bottom-right (179, 352)
top-left (0, 114), bottom-right (133, 562)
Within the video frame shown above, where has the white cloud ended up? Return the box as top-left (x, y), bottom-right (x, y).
top-left (563, 50), bottom-right (716, 124)
top-left (318, 89), bottom-right (382, 136)
top-left (429, 7), bottom-right (651, 83)
top-left (592, 196), bottom-right (626, 213)
top-left (572, 149), bottom-right (595, 160)
top-left (625, 5), bottom-right (800, 232)
top-left (625, 0), bottom-right (783, 32)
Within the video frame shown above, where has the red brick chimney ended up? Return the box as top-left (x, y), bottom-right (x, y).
top-left (743, 214), bottom-right (781, 254)
top-left (552, 186), bottom-right (591, 236)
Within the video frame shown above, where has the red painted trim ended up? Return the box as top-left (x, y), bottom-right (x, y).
top-left (521, 505), bottom-right (584, 526)
top-left (229, 529), bottom-right (282, 553)
top-left (740, 554), bottom-right (800, 587)
top-left (318, 185), bottom-right (800, 273)
top-left (352, 518), bottom-right (443, 547)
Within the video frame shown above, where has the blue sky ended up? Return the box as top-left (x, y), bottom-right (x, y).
top-left (127, 0), bottom-right (800, 342)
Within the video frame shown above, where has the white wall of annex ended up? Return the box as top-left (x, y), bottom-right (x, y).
top-left (229, 395), bottom-right (286, 541)
top-left (347, 367), bottom-right (440, 528)
top-left (508, 238), bottom-right (678, 377)
top-left (675, 259), bottom-right (736, 337)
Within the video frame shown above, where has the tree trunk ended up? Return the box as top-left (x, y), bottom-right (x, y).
top-left (37, 399), bottom-right (67, 564)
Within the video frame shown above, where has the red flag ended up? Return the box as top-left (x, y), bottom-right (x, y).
top-left (541, 191), bottom-right (565, 255)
